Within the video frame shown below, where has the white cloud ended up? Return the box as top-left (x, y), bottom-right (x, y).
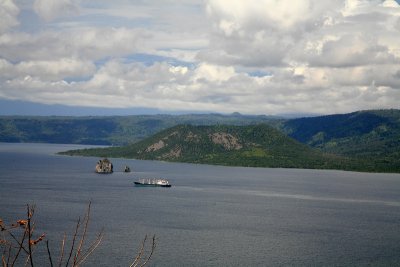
top-left (0, 27), bottom-right (147, 61)
top-left (2, 59), bottom-right (399, 114)
top-left (0, 0), bottom-right (400, 115)
top-left (0, 58), bottom-right (95, 80)
top-left (203, 0), bottom-right (400, 69)
top-left (202, 0), bottom-right (343, 67)
top-left (194, 63), bottom-right (235, 82)
top-left (301, 34), bottom-right (399, 67)
top-left (0, 0), bottom-right (19, 33)
top-left (33, 0), bottom-right (79, 21)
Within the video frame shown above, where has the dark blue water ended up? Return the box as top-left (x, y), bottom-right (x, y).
top-left (1, 143), bottom-right (400, 266)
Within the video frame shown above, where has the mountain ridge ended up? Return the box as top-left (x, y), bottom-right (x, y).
top-left (2, 109), bottom-right (400, 172)
top-left (0, 113), bottom-right (281, 145)
top-left (282, 109), bottom-right (400, 159)
top-left (61, 124), bottom-right (380, 172)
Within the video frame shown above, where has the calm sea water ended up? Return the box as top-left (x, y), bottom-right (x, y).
top-left (1, 143), bottom-right (400, 266)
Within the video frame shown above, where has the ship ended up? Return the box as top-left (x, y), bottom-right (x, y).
top-left (95, 158), bottom-right (113, 174)
top-left (134, 178), bottom-right (172, 187)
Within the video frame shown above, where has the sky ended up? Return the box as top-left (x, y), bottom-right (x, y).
top-left (1, 0), bottom-right (400, 116)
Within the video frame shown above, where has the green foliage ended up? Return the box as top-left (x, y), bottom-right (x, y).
top-left (0, 114), bottom-right (280, 145)
top-left (0, 117), bottom-right (118, 145)
top-left (62, 124), bottom-right (393, 172)
top-left (2, 109), bottom-right (400, 172)
top-left (281, 109), bottom-right (400, 171)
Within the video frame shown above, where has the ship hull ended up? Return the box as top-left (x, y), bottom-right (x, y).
top-left (134, 182), bottom-right (171, 187)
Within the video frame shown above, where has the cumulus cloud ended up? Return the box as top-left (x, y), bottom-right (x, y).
top-left (301, 34), bottom-right (399, 68)
top-left (0, 0), bottom-right (400, 115)
top-left (201, 0), bottom-right (343, 67)
top-left (33, 0), bottom-right (79, 21)
top-left (203, 0), bottom-right (400, 69)
top-left (0, 58), bottom-right (96, 80)
top-left (0, 27), bottom-right (147, 61)
top-left (2, 59), bottom-right (399, 114)
top-left (0, 0), bottom-right (19, 33)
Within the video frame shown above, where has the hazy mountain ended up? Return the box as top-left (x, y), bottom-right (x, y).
top-left (0, 114), bottom-right (280, 145)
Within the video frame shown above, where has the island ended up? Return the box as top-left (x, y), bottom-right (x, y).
top-left (95, 158), bottom-right (113, 173)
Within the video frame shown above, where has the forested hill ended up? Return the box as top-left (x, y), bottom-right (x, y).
top-left (282, 109), bottom-right (400, 161)
top-left (61, 124), bottom-right (360, 171)
top-left (0, 110), bottom-right (400, 172)
top-left (62, 123), bottom-right (400, 172)
top-left (0, 114), bottom-right (279, 145)
top-left (2, 109), bottom-right (400, 172)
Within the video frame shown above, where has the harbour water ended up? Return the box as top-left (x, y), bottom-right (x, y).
top-left (1, 143), bottom-right (400, 266)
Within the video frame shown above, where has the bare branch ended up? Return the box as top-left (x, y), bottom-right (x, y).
top-left (4, 242), bottom-right (12, 267)
top-left (65, 217), bottom-right (81, 267)
top-left (130, 234), bottom-right (156, 267)
top-left (2, 254), bottom-right (7, 267)
top-left (57, 233), bottom-right (66, 267)
top-left (44, 240), bottom-right (53, 267)
top-left (10, 224), bottom-right (28, 267)
top-left (26, 205), bottom-right (34, 267)
top-left (75, 229), bottom-right (104, 266)
top-left (139, 235), bottom-right (156, 267)
top-left (130, 235), bottom-right (147, 267)
top-left (73, 202), bottom-right (91, 266)
top-left (1, 203), bottom-right (155, 267)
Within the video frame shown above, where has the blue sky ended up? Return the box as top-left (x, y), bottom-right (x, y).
top-left (1, 0), bottom-right (400, 115)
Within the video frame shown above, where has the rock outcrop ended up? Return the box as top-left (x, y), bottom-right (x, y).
top-left (95, 158), bottom-right (113, 173)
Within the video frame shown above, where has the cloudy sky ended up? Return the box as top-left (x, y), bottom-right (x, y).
top-left (1, 0), bottom-right (400, 115)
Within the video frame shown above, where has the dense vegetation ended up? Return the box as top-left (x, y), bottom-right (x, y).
top-left (61, 124), bottom-right (388, 172)
top-left (281, 109), bottom-right (400, 171)
top-left (0, 114), bottom-right (279, 145)
top-left (2, 109), bottom-right (400, 172)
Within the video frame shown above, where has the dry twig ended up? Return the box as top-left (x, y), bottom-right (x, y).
top-left (1, 203), bottom-right (156, 267)
top-left (130, 234), bottom-right (156, 267)
top-left (57, 233), bottom-right (66, 267)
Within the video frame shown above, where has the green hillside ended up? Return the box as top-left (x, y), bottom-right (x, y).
top-left (2, 110), bottom-right (400, 172)
top-left (0, 114), bottom-right (279, 145)
top-left (61, 124), bottom-right (376, 172)
top-left (282, 109), bottom-right (400, 170)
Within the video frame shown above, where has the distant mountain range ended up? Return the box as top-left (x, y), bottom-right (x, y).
top-left (2, 109), bottom-right (400, 172)
top-left (0, 113), bottom-right (280, 145)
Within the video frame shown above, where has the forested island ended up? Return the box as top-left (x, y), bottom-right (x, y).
top-left (61, 114), bottom-right (400, 173)
top-left (2, 109), bottom-right (400, 173)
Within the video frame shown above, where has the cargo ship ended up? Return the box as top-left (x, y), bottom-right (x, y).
top-left (134, 178), bottom-right (171, 187)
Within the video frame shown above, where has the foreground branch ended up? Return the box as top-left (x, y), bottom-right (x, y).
top-left (1, 204), bottom-right (156, 267)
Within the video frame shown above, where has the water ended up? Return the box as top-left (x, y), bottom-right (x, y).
top-left (1, 143), bottom-right (400, 266)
